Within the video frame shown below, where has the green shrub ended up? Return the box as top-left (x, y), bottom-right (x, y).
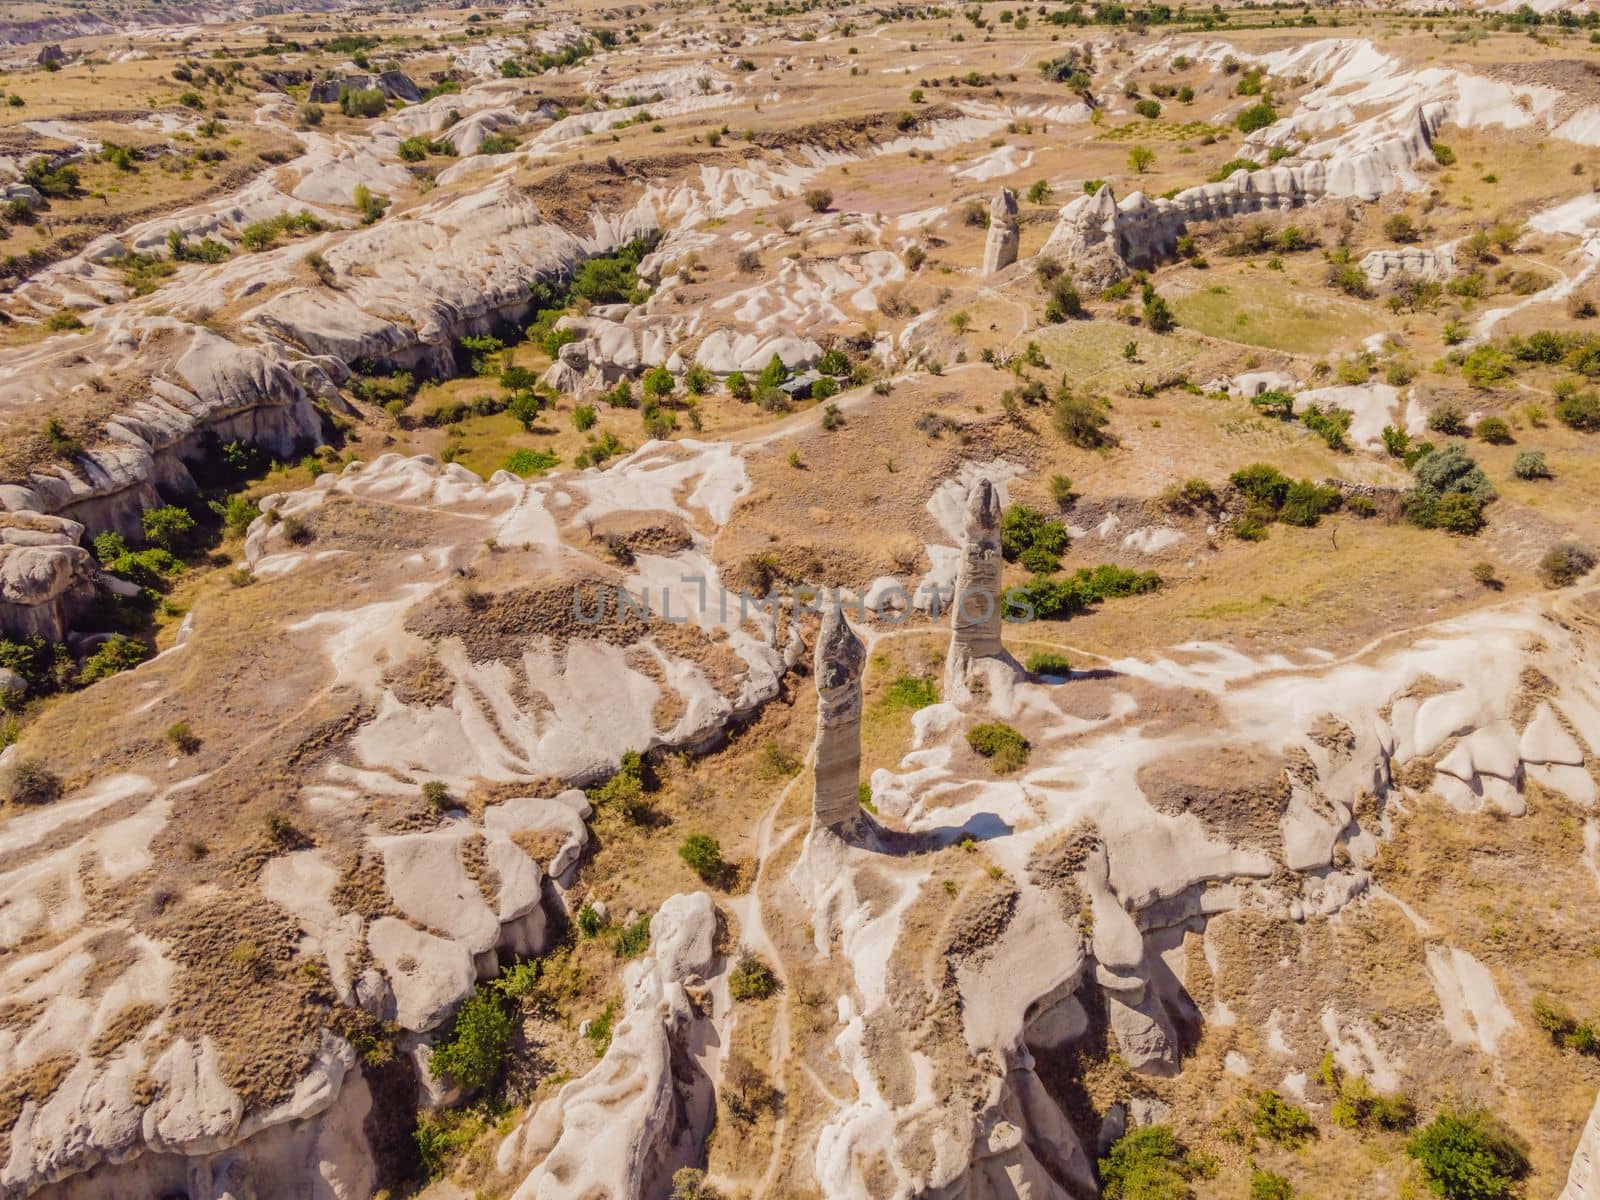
top-left (422, 780), bottom-right (451, 809)
top-left (641, 365), bottom-right (675, 400)
top-left (1045, 278), bottom-right (1084, 322)
top-left (141, 504), bottom-right (195, 551)
top-left (1099, 1125), bottom-right (1203, 1200)
top-left (1278, 480), bottom-right (1342, 527)
top-left (1025, 650), bottom-right (1071, 674)
top-left (670, 1167), bottom-right (725, 1199)
top-left (684, 362), bottom-right (713, 394)
top-left (1235, 101), bottom-right (1278, 132)
top-left (576, 903), bottom-right (606, 936)
top-left (1000, 504), bottom-right (1070, 571)
top-left (78, 635), bottom-right (150, 684)
top-left (1539, 542), bottom-right (1596, 587)
top-left (678, 833), bottom-right (725, 882)
top-left (1052, 389), bottom-right (1114, 448)
top-left (165, 721), bottom-right (200, 754)
top-left (1557, 389), bottom-right (1600, 431)
top-left (1326, 262), bottom-right (1372, 298)
top-left (239, 210), bottom-right (326, 251)
top-left (1428, 404), bottom-right (1468, 436)
top-left (338, 86), bottom-right (388, 117)
top-left (1406, 1108), bottom-right (1530, 1200)
top-left (1252, 1090), bottom-right (1316, 1147)
top-left (1301, 404), bottom-right (1353, 450)
top-left (429, 984), bottom-right (515, 1091)
top-left (1009, 564), bottom-right (1160, 620)
top-left (414, 1109), bottom-right (486, 1180)
top-left (585, 999), bottom-right (617, 1054)
top-left (1134, 98), bottom-right (1161, 118)
top-left (1406, 445), bottom-right (1496, 534)
top-left (612, 914), bottom-right (651, 957)
top-left (1460, 347), bottom-right (1513, 389)
top-left (818, 347), bottom-right (850, 375)
top-left (1474, 417), bottom-right (1512, 444)
top-left (967, 721), bottom-right (1030, 773)
top-left (1328, 1069), bottom-right (1414, 1131)
top-left (503, 448), bottom-right (561, 476)
top-left (726, 371), bottom-right (751, 400)
top-left (883, 676), bottom-right (938, 709)
top-left (45, 310), bottom-right (86, 333)
top-left (1250, 1170), bottom-right (1293, 1200)
top-left (1142, 289), bottom-right (1175, 333)
top-left (729, 953), bottom-right (779, 1001)
top-left (593, 751), bottom-right (653, 822)
top-left (1210, 157), bottom-right (1261, 182)
top-left (1511, 450), bottom-right (1550, 480)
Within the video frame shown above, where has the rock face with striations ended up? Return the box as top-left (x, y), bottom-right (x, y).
top-left (982, 187), bottom-right (1019, 276)
top-left (812, 604), bottom-right (866, 831)
top-left (497, 892), bottom-right (720, 1198)
top-left (946, 478), bottom-right (1004, 680)
top-left (1563, 1089), bottom-right (1600, 1200)
top-left (0, 512), bottom-right (99, 641)
top-left (1038, 108), bottom-right (1441, 281)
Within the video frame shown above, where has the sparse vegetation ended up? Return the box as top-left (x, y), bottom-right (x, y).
top-left (967, 721), bottom-right (1030, 773)
top-left (729, 953), bottom-right (779, 1000)
top-left (1539, 542), bottom-right (1596, 587)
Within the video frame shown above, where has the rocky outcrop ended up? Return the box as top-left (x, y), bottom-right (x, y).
top-left (309, 70), bottom-right (422, 105)
top-left (1, 180), bottom-right (664, 644)
top-left (1360, 241), bottom-right (1457, 286)
top-left (945, 478), bottom-right (1008, 703)
top-left (812, 605), bottom-right (866, 831)
top-left (26, 1047), bottom-right (376, 1200)
top-left (247, 182), bottom-right (659, 377)
top-left (981, 187), bottom-right (1019, 276)
top-left (0, 513), bottom-right (98, 641)
top-left (497, 892), bottom-right (721, 1197)
top-left (1039, 106), bottom-right (1441, 279)
top-left (1562, 1089), bottom-right (1600, 1200)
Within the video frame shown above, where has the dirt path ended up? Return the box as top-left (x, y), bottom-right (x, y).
top-left (721, 767), bottom-right (805, 1198)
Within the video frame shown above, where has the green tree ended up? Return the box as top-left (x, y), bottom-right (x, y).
top-left (757, 354), bottom-right (790, 390)
top-left (429, 985), bottom-right (515, 1092)
top-left (1236, 101), bottom-right (1278, 132)
top-left (642, 365), bottom-right (675, 401)
top-left (1406, 1108), bottom-right (1530, 1200)
top-left (679, 833), bottom-right (725, 882)
top-left (141, 505), bottom-right (195, 551)
top-left (1128, 144), bottom-right (1155, 174)
top-left (1099, 1125), bottom-right (1195, 1200)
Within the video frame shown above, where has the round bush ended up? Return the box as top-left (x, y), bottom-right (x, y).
top-left (4, 759), bottom-right (60, 806)
top-left (1406, 1108), bottom-right (1529, 1200)
top-left (1473, 416), bottom-right (1513, 444)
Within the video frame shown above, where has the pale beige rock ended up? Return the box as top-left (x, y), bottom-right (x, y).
top-left (945, 478), bottom-right (1007, 703)
top-left (812, 605), bottom-right (865, 831)
top-left (981, 187), bottom-right (1019, 276)
top-left (1562, 1089), bottom-right (1600, 1200)
top-left (498, 892), bottom-right (719, 1199)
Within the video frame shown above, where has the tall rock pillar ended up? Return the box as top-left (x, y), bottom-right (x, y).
top-left (982, 188), bottom-right (1020, 276)
top-left (812, 604), bottom-right (866, 831)
top-left (946, 479), bottom-right (1006, 703)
